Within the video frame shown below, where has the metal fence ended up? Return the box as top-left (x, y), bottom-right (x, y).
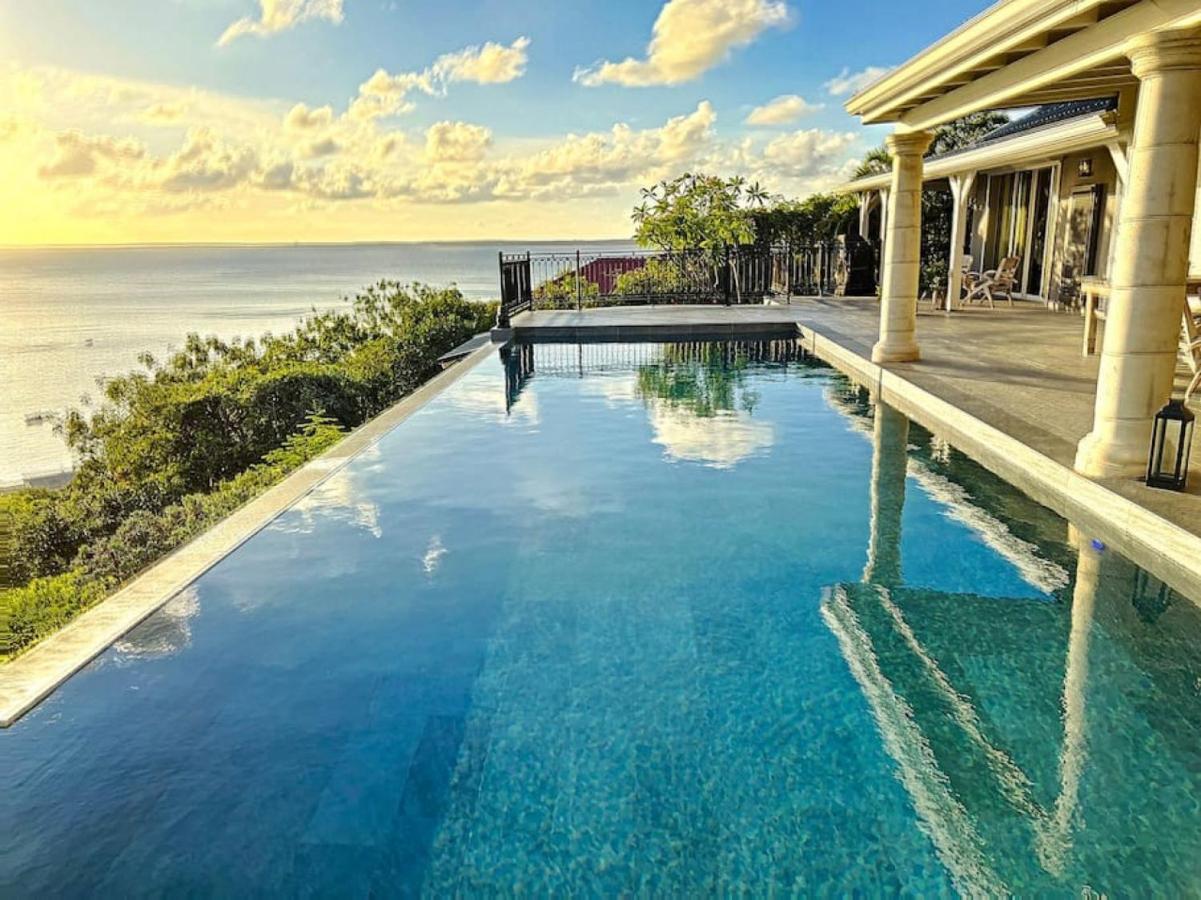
top-left (496, 239), bottom-right (878, 326)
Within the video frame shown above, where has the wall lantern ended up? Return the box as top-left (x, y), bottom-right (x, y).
top-left (1077, 158), bottom-right (1094, 177)
top-left (1146, 398), bottom-right (1195, 491)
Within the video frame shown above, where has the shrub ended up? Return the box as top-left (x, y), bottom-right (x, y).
top-left (0, 572), bottom-right (110, 657)
top-left (533, 272), bottom-right (600, 309)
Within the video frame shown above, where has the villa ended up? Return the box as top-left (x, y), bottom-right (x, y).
top-left (841, 0), bottom-right (1201, 484)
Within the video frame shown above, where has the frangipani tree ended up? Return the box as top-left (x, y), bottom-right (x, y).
top-left (632, 173), bottom-right (763, 301)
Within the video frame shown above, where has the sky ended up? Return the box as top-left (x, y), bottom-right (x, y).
top-left (0, 0), bottom-right (989, 245)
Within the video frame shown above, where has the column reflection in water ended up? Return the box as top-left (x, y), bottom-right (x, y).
top-left (1040, 525), bottom-right (1100, 875)
top-left (863, 398), bottom-right (909, 587)
top-left (825, 389), bottom-right (1201, 892)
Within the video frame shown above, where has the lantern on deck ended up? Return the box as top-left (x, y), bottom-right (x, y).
top-left (1146, 399), bottom-right (1195, 491)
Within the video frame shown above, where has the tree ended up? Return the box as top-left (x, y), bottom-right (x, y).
top-left (633, 173), bottom-right (756, 254)
top-left (854, 146), bottom-right (893, 180)
top-left (749, 193), bottom-right (858, 247)
top-left (1, 283), bottom-right (497, 657)
top-left (632, 173), bottom-right (760, 301)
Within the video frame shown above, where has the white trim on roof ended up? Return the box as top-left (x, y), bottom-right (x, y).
top-left (846, 0), bottom-right (1201, 130)
top-left (840, 108), bottom-right (1120, 193)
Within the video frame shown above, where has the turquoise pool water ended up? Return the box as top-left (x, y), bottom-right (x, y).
top-left (3, 340), bottom-right (1201, 895)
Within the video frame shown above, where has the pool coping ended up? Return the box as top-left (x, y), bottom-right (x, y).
top-left (798, 322), bottom-right (1201, 602)
top-left (0, 340), bottom-right (502, 728)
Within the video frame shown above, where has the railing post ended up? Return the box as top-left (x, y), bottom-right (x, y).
top-left (723, 246), bottom-right (732, 306)
top-left (496, 251), bottom-right (510, 328)
top-left (575, 249), bottom-right (582, 312)
top-left (524, 251), bottom-right (533, 314)
top-left (785, 241), bottom-right (792, 302)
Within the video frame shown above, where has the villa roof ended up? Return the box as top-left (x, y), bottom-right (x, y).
top-left (933, 96), bottom-right (1118, 160)
top-left (973, 97), bottom-right (1116, 145)
top-left (841, 97), bottom-right (1122, 193)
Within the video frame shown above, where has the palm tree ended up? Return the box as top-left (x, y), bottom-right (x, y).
top-left (746, 181), bottom-right (770, 207)
top-left (854, 146), bottom-right (893, 179)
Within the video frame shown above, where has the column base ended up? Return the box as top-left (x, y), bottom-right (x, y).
top-left (871, 339), bottom-right (921, 364)
top-left (1074, 428), bottom-right (1151, 478)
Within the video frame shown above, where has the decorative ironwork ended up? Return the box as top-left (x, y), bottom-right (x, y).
top-left (495, 240), bottom-right (877, 324)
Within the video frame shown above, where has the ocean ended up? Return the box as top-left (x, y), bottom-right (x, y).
top-left (0, 240), bottom-right (637, 487)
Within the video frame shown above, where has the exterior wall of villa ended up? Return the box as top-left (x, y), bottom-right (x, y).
top-left (960, 149), bottom-right (1119, 304)
top-left (1048, 149), bottom-right (1119, 301)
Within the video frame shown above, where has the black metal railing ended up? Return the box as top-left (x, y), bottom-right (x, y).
top-left (495, 239), bottom-right (879, 327)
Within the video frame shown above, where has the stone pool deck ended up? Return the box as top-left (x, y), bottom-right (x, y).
top-left (509, 299), bottom-right (1201, 598)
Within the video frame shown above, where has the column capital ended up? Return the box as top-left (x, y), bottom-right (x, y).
top-left (884, 129), bottom-right (934, 157)
top-left (1126, 28), bottom-right (1201, 79)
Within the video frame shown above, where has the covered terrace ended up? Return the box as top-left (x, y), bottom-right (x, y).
top-left (843, 0), bottom-right (1201, 481)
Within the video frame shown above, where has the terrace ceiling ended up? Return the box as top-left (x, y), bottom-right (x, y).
top-left (846, 0), bottom-right (1201, 130)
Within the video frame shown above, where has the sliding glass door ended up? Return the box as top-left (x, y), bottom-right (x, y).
top-left (980, 165), bottom-right (1056, 299)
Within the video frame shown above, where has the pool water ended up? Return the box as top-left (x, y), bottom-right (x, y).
top-left (3, 340), bottom-right (1201, 895)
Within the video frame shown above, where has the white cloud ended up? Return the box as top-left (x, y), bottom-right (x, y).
top-left (39, 130), bottom-right (145, 178)
top-left (348, 69), bottom-right (435, 121)
top-left (497, 100), bottom-right (717, 198)
top-left (425, 121), bottom-right (492, 163)
top-left (574, 0), bottom-right (790, 87)
top-left (140, 101), bottom-right (188, 125)
top-left (218, 0), bottom-right (345, 46)
top-left (761, 128), bottom-right (858, 177)
top-left (284, 102), bottom-right (334, 130)
top-left (824, 65), bottom-right (889, 97)
top-left (432, 36), bottom-right (531, 85)
top-left (347, 36), bottom-right (530, 121)
top-left (301, 136), bottom-right (341, 158)
top-left (6, 59), bottom-right (870, 242)
top-left (745, 94), bottom-right (821, 126)
top-left (157, 127), bottom-right (260, 192)
top-left (648, 403), bottom-right (775, 468)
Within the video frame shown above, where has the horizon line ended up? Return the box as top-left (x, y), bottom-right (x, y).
top-left (0, 236), bottom-right (639, 251)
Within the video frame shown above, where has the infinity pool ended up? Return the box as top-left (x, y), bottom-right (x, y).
top-left (3, 340), bottom-right (1200, 895)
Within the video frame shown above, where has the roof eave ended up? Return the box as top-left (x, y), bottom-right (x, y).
top-left (844, 0), bottom-right (1097, 123)
top-left (838, 110), bottom-right (1120, 194)
top-left (845, 0), bottom-right (1201, 129)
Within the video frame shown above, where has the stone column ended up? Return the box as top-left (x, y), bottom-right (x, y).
top-left (1076, 29), bottom-right (1201, 477)
top-left (857, 191), bottom-right (873, 240)
top-left (873, 130), bottom-right (934, 362)
top-left (877, 186), bottom-right (890, 290)
top-left (863, 400), bottom-right (909, 587)
top-left (946, 172), bottom-right (977, 312)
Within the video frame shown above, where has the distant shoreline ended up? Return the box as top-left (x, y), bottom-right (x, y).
top-left (0, 238), bottom-right (639, 252)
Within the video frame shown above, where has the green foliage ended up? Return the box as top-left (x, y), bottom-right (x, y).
top-left (0, 571), bottom-right (110, 658)
top-left (749, 193), bottom-right (858, 246)
top-left (532, 272), bottom-right (600, 309)
top-left (632, 173), bottom-right (761, 254)
top-left (853, 145), bottom-right (895, 180)
top-left (0, 283), bottom-right (496, 659)
top-left (853, 112), bottom-right (1011, 179)
top-left (613, 257), bottom-right (709, 296)
top-left (927, 111), bottom-right (1011, 157)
